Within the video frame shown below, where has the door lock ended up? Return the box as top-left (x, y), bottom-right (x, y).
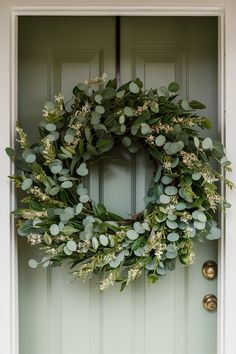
top-left (202, 294), bottom-right (217, 312)
top-left (202, 260), bottom-right (217, 280)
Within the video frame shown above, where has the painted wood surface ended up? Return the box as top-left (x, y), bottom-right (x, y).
top-left (17, 16), bottom-right (218, 354)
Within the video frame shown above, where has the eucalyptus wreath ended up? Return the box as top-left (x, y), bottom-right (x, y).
top-left (7, 74), bottom-right (233, 290)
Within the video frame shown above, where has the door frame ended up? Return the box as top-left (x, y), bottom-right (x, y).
top-left (5, 4), bottom-right (234, 354)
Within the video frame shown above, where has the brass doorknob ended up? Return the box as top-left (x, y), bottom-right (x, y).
top-left (202, 294), bottom-right (217, 312)
top-left (202, 261), bottom-right (217, 280)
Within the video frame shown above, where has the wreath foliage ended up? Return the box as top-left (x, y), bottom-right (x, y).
top-left (7, 75), bottom-right (233, 290)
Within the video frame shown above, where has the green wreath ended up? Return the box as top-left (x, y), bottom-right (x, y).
top-left (7, 74), bottom-right (233, 290)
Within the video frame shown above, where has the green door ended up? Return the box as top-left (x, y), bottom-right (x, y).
top-left (18, 16), bottom-right (218, 354)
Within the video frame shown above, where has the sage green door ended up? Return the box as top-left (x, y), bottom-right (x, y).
top-left (18, 16), bottom-right (218, 354)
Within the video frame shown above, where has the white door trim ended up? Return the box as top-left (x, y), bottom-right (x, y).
top-left (7, 5), bottom-right (229, 354)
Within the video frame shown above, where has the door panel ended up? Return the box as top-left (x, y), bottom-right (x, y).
top-left (18, 16), bottom-right (218, 354)
top-left (121, 17), bottom-right (218, 354)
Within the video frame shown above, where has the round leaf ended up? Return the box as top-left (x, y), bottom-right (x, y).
top-left (176, 202), bottom-right (186, 211)
top-left (119, 115), bottom-right (125, 124)
top-left (76, 186), bottom-right (88, 196)
top-left (61, 181), bottom-right (73, 189)
top-left (92, 237), bottom-right (99, 250)
top-left (127, 230), bottom-right (139, 240)
top-left (197, 212), bottom-right (207, 223)
top-left (67, 240), bottom-right (77, 252)
top-left (124, 106), bottom-right (134, 117)
top-left (76, 162), bottom-right (89, 176)
top-left (161, 175), bottom-right (173, 185)
top-left (159, 194), bottom-right (171, 204)
top-left (99, 234), bottom-right (109, 246)
top-left (202, 137), bottom-right (213, 150)
top-left (167, 232), bottom-right (180, 241)
top-left (193, 220), bottom-right (206, 230)
top-left (192, 172), bottom-right (201, 181)
top-left (155, 135), bottom-right (166, 146)
top-left (168, 82), bottom-right (180, 92)
top-left (75, 203), bottom-right (83, 215)
top-left (95, 94), bottom-right (102, 104)
top-left (166, 220), bottom-right (178, 229)
top-left (79, 195), bottom-right (90, 203)
top-left (25, 153), bottom-right (36, 163)
top-left (50, 224), bottom-right (60, 236)
top-left (50, 164), bottom-right (62, 174)
top-left (95, 105), bottom-right (105, 114)
top-left (63, 246), bottom-right (73, 255)
top-left (45, 123), bottom-right (57, 132)
top-left (166, 251), bottom-right (178, 259)
top-left (165, 186), bottom-right (178, 196)
top-left (47, 131), bottom-right (60, 141)
top-left (116, 90), bottom-right (125, 98)
top-left (129, 82), bottom-right (140, 94)
top-left (28, 259), bottom-right (38, 269)
top-left (21, 178), bottom-right (33, 191)
top-left (49, 186), bottom-right (59, 196)
top-left (122, 136), bottom-right (131, 147)
top-left (181, 99), bottom-right (191, 111)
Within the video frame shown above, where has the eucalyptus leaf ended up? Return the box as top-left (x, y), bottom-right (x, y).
top-left (79, 195), bottom-right (90, 203)
top-left (150, 103), bottom-right (159, 113)
top-left (146, 259), bottom-right (157, 271)
top-left (155, 135), bottom-right (166, 147)
top-left (124, 106), bottom-right (134, 117)
top-left (99, 234), bottom-right (109, 246)
top-left (76, 185), bottom-right (88, 196)
top-left (176, 202), bottom-right (186, 211)
top-left (21, 178), bottom-right (33, 191)
top-left (127, 230), bottom-right (139, 240)
top-left (92, 237), bottom-right (99, 250)
top-left (141, 123), bottom-right (151, 135)
top-left (161, 175), bottom-right (173, 185)
top-left (167, 232), bottom-right (179, 242)
top-left (28, 259), bottom-right (38, 269)
top-left (165, 186), bottom-right (178, 196)
top-left (61, 180), bottom-right (73, 189)
top-left (91, 112), bottom-right (101, 125)
top-left (50, 164), bottom-right (62, 174)
top-left (63, 246), bottom-right (73, 256)
top-left (166, 220), bottom-right (178, 229)
top-left (25, 153), bottom-right (36, 163)
top-left (166, 251), bottom-right (178, 259)
top-left (76, 162), bottom-right (89, 176)
top-left (159, 194), bottom-right (171, 204)
top-left (50, 224), bottom-right (60, 236)
top-left (75, 203), bottom-right (83, 215)
top-left (192, 172), bottom-right (201, 181)
top-left (116, 90), bottom-right (125, 98)
top-left (95, 105), bottom-right (105, 114)
top-left (129, 82), bottom-right (140, 94)
top-left (45, 123), bottom-right (57, 132)
top-left (202, 137), bottom-right (213, 150)
top-left (194, 136), bottom-right (200, 148)
top-left (168, 82), bottom-right (180, 93)
top-left (193, 220), bottom-right (206, 230)
top-left (119, 115), bottom-right (125, 124)
top-left (95, 94), bottom-right (102, 104)
top-left (122, 136), bottom-right (131, 147)
top-left (47, 131), bottom-right (60, 141)
top-left (181, 99), bottom-right (191, 111)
